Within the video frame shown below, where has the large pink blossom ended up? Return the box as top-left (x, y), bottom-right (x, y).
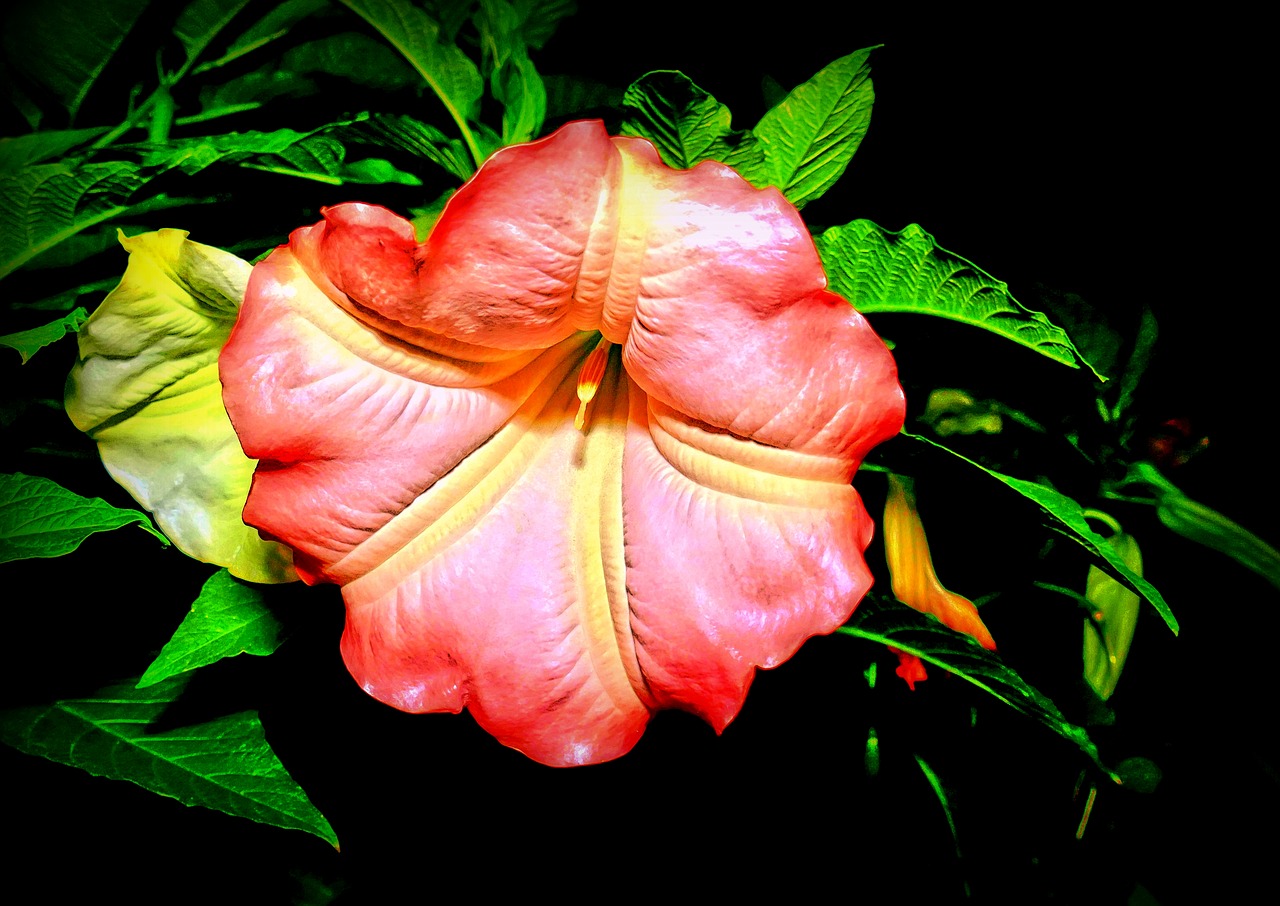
top-left (220, 120), bottom-right (905, 766)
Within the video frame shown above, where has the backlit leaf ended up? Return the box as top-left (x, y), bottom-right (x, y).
top-left (817, 219), bottom-right (1100, 376)
top-left (0, 674), bottom-right (337, 847)
top-left (906, 432), bottom-right (1177, 633)
top-left (752, 47), bottom-right (876, 208)
top-left (0, 472), bottom-right (167, 563)
top-left (620, 71), bottom-right (763, 174)
top-left (138, 569), bottom-right (284, 688)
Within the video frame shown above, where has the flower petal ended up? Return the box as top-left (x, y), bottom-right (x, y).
top-left (221, 120), bottom-right (904, 764)
top-left (65, 230), bottom-right (295, 584)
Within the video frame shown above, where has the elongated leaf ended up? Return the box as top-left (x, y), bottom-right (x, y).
top-left (0, 472), bottom-right (167, 563)
top-left (906, 432), bottom-right (1177, 633)
top-left (475, 0), bottom-right (546, 144)
top-left (1, 0), bottom-right (150, 120)
top-left (752, 47), bottom-right (876, 208)
top-left (509, 0), bottom-right (575, 49)
top-left (0, 674), bottom-right (337, 847)
top-left (350, 113), bottom-right (474, 181)
top-left (196, 0), bottom-right (330, 73)
top-left (65, 229), bottom-right (296, 584)
top-left (138, 569), bottom-right (283, 688)
top-left (340, 0), bottom-right (484, 166)
top-left (817, 220), bottom-right (1100, 376)
top-left (0, 128), bottom-right (109, 170)
top-left (174, 0), bottom-right (254, 70)
top-left (620, 71), bottom-right (763, 175)
top-left (0, 308), bottom-right (87, 363)
top-left (840, 595), bottom-right (1107, 770)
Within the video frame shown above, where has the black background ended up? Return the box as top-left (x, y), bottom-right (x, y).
top-left (3, 4), bottom-right (1273, 903)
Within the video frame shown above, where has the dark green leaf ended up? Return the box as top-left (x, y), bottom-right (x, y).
top-left (0, 674), bottom-right (337, 847)
top-left (840, 595), bottom-right (1108, 770)
top-left (352, 113), bottom-right (474, 181)
top-left (752, 47), bottom-right (876, 208)
top-left (174, 0), bottom-right (254, 71)
top-left (0, 128), bottom-right (109, 170)
top-left (620, 71), bottom-right (763, 174)
top-left (0, 307), bottom-right (87, 363)
top-left (1, 0), bottom-right (150, 120)
top-left (543, 73), bottom-right (618, 119)
top-left (282, 32), bottom-right (420, 90)
top-left (817, 220), bottom-right (1101, 376)
top-left (340, 0), bottom-right (484, 167)
top-left (0, 472), bottom-right (167, 563)
top-left (195, 0), bottom-right (331, 73)
top-left (509, 0), bottom-right (575, 49)
top-left (138, 569), bottom-right (284, 688)
top-left (11, 276), bottom-right (119, 312)
top-left (906, 433), bottom-right (1178, 634)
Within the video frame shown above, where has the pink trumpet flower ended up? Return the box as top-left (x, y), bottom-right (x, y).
top-left (220, 120), bottom-right (905, 766)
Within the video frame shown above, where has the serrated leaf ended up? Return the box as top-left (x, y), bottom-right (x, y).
top-left (174, 0), bottom-right (254, 70)
top-left (0, 674), bottom-right (337, 847)
top-left (138, 569), bottom-right (284, 688)
top-left (65, 229), bottom-right (296, 584)
top-left (620, 71), bottom-right (763, 175)
top-left (752, 47), bottom-right (876, 208)
top-left (0, 307), bottom-right (87, 363)
top-left (817, 219), bottom-right (1101, 376)
top-left (0, 472), bottom-right (167, 562)
top-left (906, 432), bottom-right (1177, 634)
top-left (1, 0), bottom-right (150, 120)
top-left (340, 0), bottom-right (484, 166)
top-left (840, 594), bottom-right (1106, 769)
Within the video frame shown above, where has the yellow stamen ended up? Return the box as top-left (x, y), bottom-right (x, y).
top-left (574, 336), bottom-right (612, 431)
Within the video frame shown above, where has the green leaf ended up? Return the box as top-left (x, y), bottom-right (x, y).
top-left (817, 220), bottom-right (1101, 376)
top-left (351, 113), bottom-right (474, 182)
top-left (173, 0), bottom-right (254, 71)
top-left (0, 674), bottom-right (338, 847)
top-left (620, 71), bottom-right (763, 174)
top-left (0, 472), bottom-right (167, 563)
top-left (840, 595), bottom-right (1108, 771)
top-left (281, 32), bottom-right (420, 91)
top-left (65, 229), bottom-right (296, 584)
top-left (339, 0), bottom-right (484, 168)
top-left (138, 569), bottom-right (284, 688)
top-left (906, 432), bottom-right (1178, 634)
top-left (0, 128), bottom-right (110, 170)
top-left (1, 0), bottom-right (150, 121)
top-left (0, 307), bottom-right (87, 363)
top-left (0, 160), bottom-right (147, 280)
top-left (752, 47), bottom-right (876, 208)
top-left (474, 1), bottom-right (546, 144)
top-left (543, 73), bottom-right (618, 119)
top-left (195, 0), bottom-right (331, 74)
top-left (508, 0), bottom-right (575, 49)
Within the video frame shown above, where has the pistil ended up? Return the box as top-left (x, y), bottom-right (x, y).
top-left (575, 335), bottom-right (612, 431)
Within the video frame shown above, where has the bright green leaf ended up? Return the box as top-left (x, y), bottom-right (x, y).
top-left (620, 71), bottom-right (763, 175)
top-left (494, 52), bottom-right (546, 145)
top-left (138, 569), bottom-right (284, 688)
top-left (752, 47), bottom-right (876, 208)
top-left (0, 307), bottom-right (87, 363)
top-left (0, 471), bottom-right (167, 563)
top-left (1082, 528), bottom-right (1142, 701)
top-left (817, 220), bottom-right (1101, 376)
top-left (353, 113), bottom-right (474, 182)
top-left (1, 0), bottom-right (150, 120)
top-left (65, 229), bottom-right (296, 584)
top-left (906, 432), bottom-right (1177, 634)
top-left (340, 0), bottom-right (484, 168)
top-left (0, 674), bottom-right (337, 847)
top-left (840, 595), bottom-right (1109, 771)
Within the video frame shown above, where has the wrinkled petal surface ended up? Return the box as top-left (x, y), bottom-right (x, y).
top-left (66, 230), bottom-right (295, 584)
top-left (221, 120), bottom-right (904, 765)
